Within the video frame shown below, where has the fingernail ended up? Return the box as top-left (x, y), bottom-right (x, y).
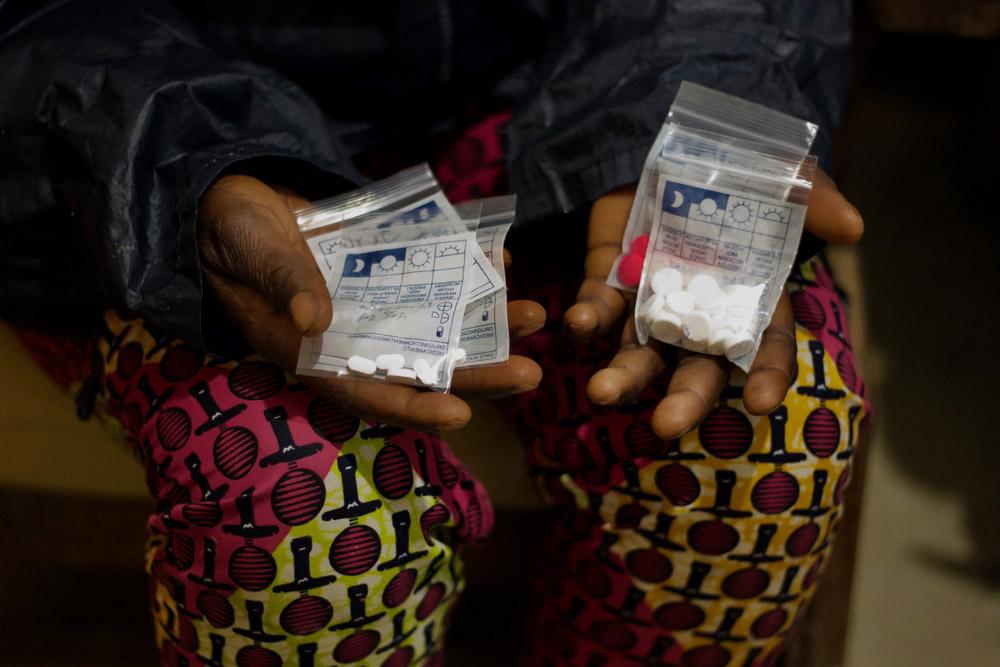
top-left (509, 384), bottom-right (538, 395)
top-left (290, 290), bottom-right (319, 334)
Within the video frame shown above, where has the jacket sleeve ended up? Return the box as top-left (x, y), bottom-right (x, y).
top-left (507, 0), bottom-right (854, 224)
top-left (0, 0), bottom-right (362, 345)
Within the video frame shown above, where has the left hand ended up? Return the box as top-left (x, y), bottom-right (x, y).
top-left (198, 175), bottom-right (544, 431)
top-left (564, 169), bottom-right (863, 439)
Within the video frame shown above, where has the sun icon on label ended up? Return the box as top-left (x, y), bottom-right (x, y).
top-left (375, 255), bottom-right (398, 273)
top-left (437, 244), bottom-right (462, 257)
top-left (408, 248), bottom-right (431, 268)
top-left (760, 207), bottom-right (787, 224)
top-left (730, 202), bottom-right (753, 224)
top-left (698, 198), bottom-right (718, 216)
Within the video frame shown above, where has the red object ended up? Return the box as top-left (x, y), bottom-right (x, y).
top-left (616, 252), bottom-right (644, 287)
top-left (629, 234), bottom-right (650, 257)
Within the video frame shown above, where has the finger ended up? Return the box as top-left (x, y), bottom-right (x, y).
top-left (507, 299), bottom-right (546, 339)
top-left (272, 185), bottom-right (312, 212)
top-left (204, 274), bottom-right (303, 371)
top-left (587, 317), bottom-right (668, 406)
top-left (651, 352), bottom-right (729, 440)
top-left (588, 185), bottom-right (636, 251)
top-left (564, 278), bottom-right (627, 342)
top-left (303, 375), bottom-right (472, 431)
top-left (200, 176), bottom-right (331, 335)
top-left (805, 169), bottom-right (864, 245)
top-left (451, 355), bottom-right (543, 398)
top-left (743, 290), bottom-right (796, 415)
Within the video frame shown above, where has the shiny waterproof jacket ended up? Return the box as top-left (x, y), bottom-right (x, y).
top-left (0, 1), bottom-right (852, 345)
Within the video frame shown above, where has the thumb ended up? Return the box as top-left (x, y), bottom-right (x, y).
top-left (805, 169), bottom-right (864, 245)
top-left (199, 175), bottom-right (332, 336)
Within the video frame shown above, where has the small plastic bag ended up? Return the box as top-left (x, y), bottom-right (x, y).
top-left (619, 82), bottom-right (818, 370)
top-left (299, 165), bottom-right (503, 294)
top-left (453, 196), bottom-right (516, 367)
top-left (298, 163), bottom-right (460, 235)
top-left (296, 215), bottom-right (478, 391)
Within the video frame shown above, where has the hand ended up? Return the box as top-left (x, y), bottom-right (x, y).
top-left (198, 175), bottom-right (544, 431)
top-left (564, 169), bottom-right (863, 439)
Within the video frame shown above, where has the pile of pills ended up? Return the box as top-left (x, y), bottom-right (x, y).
top-left (346, 348), bottom-right (468, 386)
top-left (638, 269), bottom-right (765, 361)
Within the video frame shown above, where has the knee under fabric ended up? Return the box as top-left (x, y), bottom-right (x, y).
top-left (97, 310), bottom-right (493, 666)
top-left (505, 255), bottom-right (869, 666)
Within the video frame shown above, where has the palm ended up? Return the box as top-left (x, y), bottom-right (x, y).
top-left (565, 170), bottom-right (862, 439)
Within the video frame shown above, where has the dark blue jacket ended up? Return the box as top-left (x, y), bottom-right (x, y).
top-left (0, 0), bottom-right (852, 344)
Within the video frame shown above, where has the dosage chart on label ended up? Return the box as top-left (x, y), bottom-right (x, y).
top-left (656, 180), bottom-right (793, 279)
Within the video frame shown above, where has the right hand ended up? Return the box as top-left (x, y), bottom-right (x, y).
top-left (199, 174), bottom-right (544, 431)
top-left (564, 170), bottom-right (863, 439)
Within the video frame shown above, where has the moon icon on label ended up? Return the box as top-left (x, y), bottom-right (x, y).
top-left (671, 191), bottom-right (684, 209)
top-left (353, 258), bottom-right (365, 273)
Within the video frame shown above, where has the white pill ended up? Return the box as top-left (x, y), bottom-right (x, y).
top-left (638, 294), bottom-right (666, 323)
top-left (693, 286), bottom-right (725, 310)
top-left (707, 328), bottom-right (733, 356)
top-left (706, 298), bottom-right (729, 323)
top-left (386, 368), bottom-right (418, 385)
top-left (725, 332), bottom-right (755, 360)
top-left (683, 336), bottom-right (708, 353)
top-left (725, 299), bottom-right (756, 322)
top-left (725, 306), bottom-right (757, 334)
top-left (664, 290), bottom-right (695, 316)
top-left (347, 355), bottom-right (377, 377)
top-left (728, 317), bottom-right (756, 335)
top-left (651, 268), bottom-right (684, 295)
top-left (726, 284), bottom-right (764, 307)
top-left (413, 358), bottom-right (439, 386)
top-left (681, 311), bottom-right (711, 343)
top-left (649, 311), bottom-right (683, 343)
top-left (687, 273), bottom-right (719, 300)
top-left (451, 348), bottom-right (467, 364)
top-left (375, 353), bottom-right (406, 371)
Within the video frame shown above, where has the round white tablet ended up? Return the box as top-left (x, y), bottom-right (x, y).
top-left (651, 268), bottom-right (684, 295)
top-left (649, 311), bottom-right (683, 343)
top-left (725, 332), bottom-right (755, 360)
top-left (413, 358), bottom-right (439, 386)
top-left (725, 305), bottom-right (757, 334)
top-left (707, 328), bottom-right (733, 356)
top-left (693, 286), bottom-right (725, 310)
top-left (347, 355), bottom-right (377, 377)
top-left (725, 299), bottom-right (756, 323)
top-left (450, 348), bottom-right (468, 365)
top-left (683, 336), bottom-right (708, 354)
top-left (664, 290), bottom-right (695, 316)
top-left (638, 294), bottom-right (666, 323)
top-left (681, 311), bottom-right (711, 343)
top-left (726, 283), bottom-right (764, 307)
top-left (375, 353), bottom-right (406, 371)
top-left (687, 273), bottom-right (720, 299)
top-left (386, 368), bottom-right (418, 385)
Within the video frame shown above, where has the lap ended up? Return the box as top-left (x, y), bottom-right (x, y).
top-left (98, 311), bottom-right (491, 666)
top-left (506, 256), bottom-right (871, 666)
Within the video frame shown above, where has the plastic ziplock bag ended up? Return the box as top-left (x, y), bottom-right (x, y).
top-left (297, 163), bottom-right (460, 236)
top-left (296, 215), bottom-right (478, 391)
top-left (453, 196), bottom-right (516, 367)
top-left (620, 82), bottom-right (818, 371)
top-left (299, 165), bottom-right (503, 295)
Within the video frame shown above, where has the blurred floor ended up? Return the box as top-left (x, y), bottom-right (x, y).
top-left (839, 33), bottom-right (1000, 666)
